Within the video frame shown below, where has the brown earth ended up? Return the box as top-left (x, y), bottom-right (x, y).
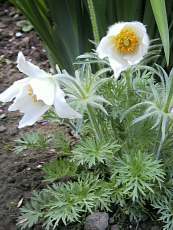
top-left (0, 3), bottom-right (59, 230)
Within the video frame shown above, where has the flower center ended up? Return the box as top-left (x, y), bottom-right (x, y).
top-left (28, 85), bottom-right (37, 102)
top-left (112, 27), bottom-right (139, 54)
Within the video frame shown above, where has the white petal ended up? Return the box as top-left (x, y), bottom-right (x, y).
top-left (97, 36), bottom-right (113, 59)
top-left (97, 36), bottom-right (127, 64)
top-left (123, 22), bottom-right (149, 56)
top-left (141, 34), bottom-right (150, 56)
top-left (109, 58), bottom-right (129, 79)
top-left (123, 37), bottom-right (149, 65)
top-left (19, 103), bottom-right (49, 128)
top-left (54, 86), bottom-right (82, 119)
top-left (8, 88), bottom-right (49, 128)
top-left (127, 21), bottom-right (147, 35)
top-left (0, 78), bottom-right (29, 102)
top-left (107, 22), bottom-right (127, 36)
top-left (17, 52), bottom-right (47, 78)
top-left (29, 77), bottom-right (55, 106)
top-left (123, 48), bottom-right (143, 64)
top-left (142, 32), bottom-right (150, 47)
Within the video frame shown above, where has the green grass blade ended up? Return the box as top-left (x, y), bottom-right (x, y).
top-left (150, 0), bottom-right (170, 65)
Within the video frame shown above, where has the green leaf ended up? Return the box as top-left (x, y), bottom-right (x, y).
top-left (150, 0), bottom-right (170, 65)
top-left (11, 0), bottom-right (92, 73)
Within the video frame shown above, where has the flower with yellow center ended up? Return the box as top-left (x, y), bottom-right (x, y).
top-left (0, 52), bottom-right (81, 128)
top-left (97, 22), bottom-right (149, 79)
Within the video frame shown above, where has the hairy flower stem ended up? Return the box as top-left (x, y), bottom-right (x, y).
top-left (155, 121), bottom-right (163, 159)
top-left (87, 105), bottom-right (102, 140)
top-left (125, 69), bottom-right (133, 101)
top-left (156, 139), bottom-right (163, 159)
top-left (156, 117), bottom-right (169, 159)
top-left (125, 69), bottom-right (133, 125)
top-left (87, 0), bottom-right (100, 44)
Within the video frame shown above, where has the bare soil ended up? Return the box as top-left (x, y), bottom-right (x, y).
top-left (0, 3), bottom-right (57, 230)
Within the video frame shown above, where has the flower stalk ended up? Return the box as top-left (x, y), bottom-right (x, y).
top-left (87, 105), bottom-right (102, 140)
top-left (125, 68), bottom-right (133, 108)
top-left (155, 119), bottom-right (163, 159)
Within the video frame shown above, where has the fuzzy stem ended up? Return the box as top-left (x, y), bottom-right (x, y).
top-left (87, 105), bottom-right (101, 140)
top-left (125, 68), bottom-right (133, 112)
top-left (156, 138), bottom-right (163, 159)
top-left (155, 121), bottom-right (163, 159)
top-left (126, 71), bottom-right (131, 89)
top-left (87, 0), bottom-right (100, 44)
top-left (155, 118), bottom-right (165, 159)
top-left (125, 69), bottom-right (133, 91)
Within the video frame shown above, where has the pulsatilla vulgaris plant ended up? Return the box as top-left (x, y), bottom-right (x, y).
top-left (1, 21), bottom-right (173, 229)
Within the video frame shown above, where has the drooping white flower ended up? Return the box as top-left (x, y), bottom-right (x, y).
top-left (97, 21), bottom-right (149, 79)
top-left (0, 52), bottom-right (81, 128)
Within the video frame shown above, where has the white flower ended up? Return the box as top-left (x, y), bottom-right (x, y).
top-left (97, 21), bottom-right (149, 79)
top-left (0, 52), bottom-right (81, 128)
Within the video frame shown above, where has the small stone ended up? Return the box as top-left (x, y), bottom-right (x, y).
top-left (0, 114), bottom-right (6, 119)
top-left (36, 164), bottom-right (42, 169)
top-left (84, 212), bottom-right (109, 230)
top-left (13, 13), bottom-right (19, 19)
top-left (9, 10), bottom-right (16, 17)
top-left (0, 125), bottom-right (6, 133)
top-left (15, 32), bottom-right (22, 37)
top-left (49, 148), bottom-right (56, 153)
top-left (9, 31), bottom-right (14, 36)
top-left (111, 224), bottom-right (119, 230)
top-left (109, 217), bottom-right (114, 225)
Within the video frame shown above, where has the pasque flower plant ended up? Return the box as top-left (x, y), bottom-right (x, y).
top-left (0, 52), bottom-right (81, 128)
top-left (3, 21), bottom-right (173, 230)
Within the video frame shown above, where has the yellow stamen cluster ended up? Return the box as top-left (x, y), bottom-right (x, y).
top-left (28, 85), bottom-right (37, 102)
top-left (112, 28), bottom-right (139, 54)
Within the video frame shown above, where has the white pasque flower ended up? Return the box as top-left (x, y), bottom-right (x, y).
top-left (97, 21), bottom-right (149, 79)
top-left (0, 52), bottom-right (81, 128)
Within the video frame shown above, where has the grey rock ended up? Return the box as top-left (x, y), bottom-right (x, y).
top-left (84, 212), bottom-right (109, 230)
top-left (111, 224), bottom-right (119, 230)
top-left (109, 217), bottom-right (114, 225)
top-left (0, 125), bottom-right (6, 133)
top-left (15, 32), bottom-right (22, 37)
top-left (0, 113), bottom-right (6, 119)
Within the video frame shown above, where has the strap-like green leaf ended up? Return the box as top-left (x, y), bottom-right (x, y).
top-left (150, 0), bottom-right (170, 65)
